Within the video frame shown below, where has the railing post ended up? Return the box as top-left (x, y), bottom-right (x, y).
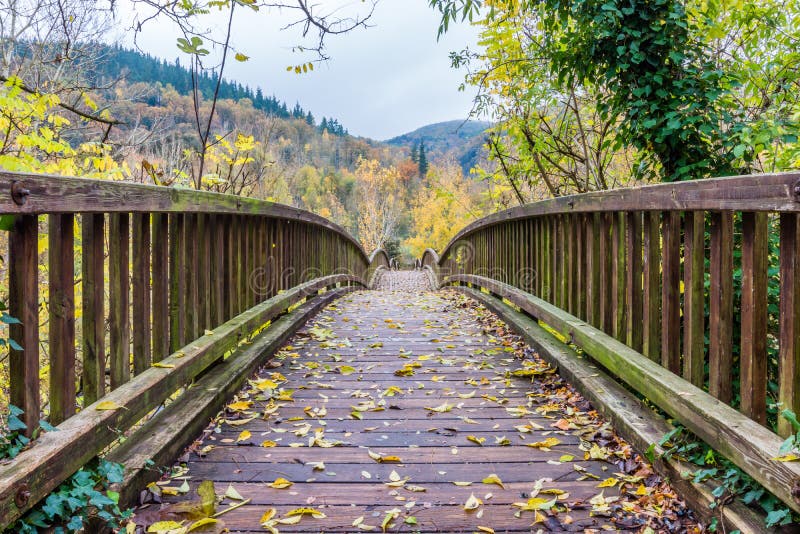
top-left (48, 214), bottom-right (75, 425)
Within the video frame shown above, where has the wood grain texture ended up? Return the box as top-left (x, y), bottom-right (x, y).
top-left (779, 213), bottom-right (800, 437)
top-left (445, 274), bottom-right (800, 515)
top-left (81, 214), bottom-right (105, 404)
top-left (48, 214), bottom-right (76, 425)
top-left (709, 212), bottom-right (734, 404)
top-left (9, 215), bottom-right (39, 436)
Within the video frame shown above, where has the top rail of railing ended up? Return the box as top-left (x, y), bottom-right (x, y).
top-left (0, 170), bottom-right (368, 259)
top-left (440, 172), bottom-right (800, 261)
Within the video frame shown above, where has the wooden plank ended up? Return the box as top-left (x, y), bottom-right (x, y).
top-left (683, 211), bottom-right (705, 387)
top-left (48, 214), bottom-right (76, 425)
top-left (108, 288), bottom-right (356, 506)
top-left (197, 214), bottom-right (210, 330)
top-left (740, 212), bottom-right (768, 424)
top-left (9, 215), bottom-right (39, 436)
top-left (0, 274), bottom-right (359, 526)
top-left (779, 213), bottom-right (800, 437)
top-left (660, 211), bottom-right (681, 374)
top-left (109, 213), bottom-right (130, 390)
top-left (446, 274), bottom-right (800, 515)
top-left (709, 212), bottom-right (734, 404)
top-left (461, 286), bottom-right (770, 534)
top-left (625, 212), bottom-right (643, 351)
top-left (642, 211), bottom-right (661, 362)
top-left (132, 213), bottom-right (151, 375)
top-left (151, 213), bottom-right (169, 363)
top-left (81, 214), bottom-right (105, 404)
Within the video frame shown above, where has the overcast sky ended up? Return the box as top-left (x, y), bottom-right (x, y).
top-left (115, 1), bottom-right (480, 140)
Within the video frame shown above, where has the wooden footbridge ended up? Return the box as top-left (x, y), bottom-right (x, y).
top-left (1, 171), bottom-right (800, 532)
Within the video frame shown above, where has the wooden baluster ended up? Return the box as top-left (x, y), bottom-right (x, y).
top-left (209, 215), bottom-right (224, 326)
top-left (642, 211), bottom-right (661, 362)
top-left (563, 215), bottom-right (571, 312)
top-left (185, 214), bottom-right (198, 340)
top-left (109, 213), bottom-right (130, 390)
top-left (709, 211), bottom-right (734, 403)
top-left (612, 212), bottom-right (627, 342)
top-left (683, 211), bottom-right (705, 387)
top-left (740, 212), bottom-right (768, 424)
top-left (9, 215), bottom-right (39, 435)
top-left (779, 213), bottom-right (800, 437)
top-left (661, 211), bottom-right (681, 374)
top-left (169, 214), bottom-right (186, 352)
top-left (48, 214), bottom-right (75, 425)
top-left (195, 215), bottom-right (206, 331)
top-left (599, 213), bottom-right (613, 334)
top-left (576, 215), bottom-right (587, 321)
top-left (132, 213), bottom-right (151, 376)
top-left (151, 213), bottom-right (169, 362)
top-left (626, 212), bottom-right (643, 351)
top-left (81, 214), bottom-right (105, 404)
top-left (246, 218), bottom-right (255, 308)
top-left (587, 213), bottom-right (601, 327)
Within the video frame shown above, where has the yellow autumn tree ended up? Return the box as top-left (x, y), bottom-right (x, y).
top-left (354, 158), bottom-right (404, 253)
top-left (404, 162), bottom-right (485, 258)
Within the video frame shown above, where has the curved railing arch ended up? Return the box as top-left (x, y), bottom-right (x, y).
top-left (430, 171), bottom-right (800, 518)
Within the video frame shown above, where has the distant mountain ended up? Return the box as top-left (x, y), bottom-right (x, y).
top-left (386, 120), bottom-right (492, 174)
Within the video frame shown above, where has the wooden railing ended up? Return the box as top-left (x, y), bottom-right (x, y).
top-left (432, 172), bottom-right (800, 514)
top-left (0, 171), bottom-right (375, 526)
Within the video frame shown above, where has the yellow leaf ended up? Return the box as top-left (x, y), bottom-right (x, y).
top-left (228, 401), bottom-right (253, 411)
top-left (482, 473), bottom-right (505, 489)
top-left (261, 440), bottom-right (277, 447)
top-left (187, 518), bottom-right (219, 532)
top-left (234, 52), bottom-right (249, 62)
top-left (286, 507), bottom-right (326, 519)
top-left (425, 402), bottom-right (453, 413)
top-left (453, 481), bottom-right (472, 486)
top-left (260, 508), bottom-right (277, 524)
top-left (526, 437), bottom-right (560, 450)
top-left (463, 493), bottom-right (482, 511)
top-left (467, 435), bottom-right (485, 446)
top-left (198, 480), bottom-right (216, 517)
top-left (236, 430), bottom-right (251, 442)
top-left (477, 527), bottom-right (495, 533)
top-left (95, 400), bottom-right (125, 411)
top-left (152, 362), bottom-right (175, 368)
top-left (339, 365), bottom-right (356, 375)
top-left (268, 477), bottom-right (293, 489)
top-left (772, 453), bottom-right (800, 462)
top-left (597, 477), bottom-right (618, 488)
top-left (147, 521), bottom-right (185, 533)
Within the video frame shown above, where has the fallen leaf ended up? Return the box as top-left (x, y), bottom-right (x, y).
top-left (268, 478), bottom-right (293, 489)
top-left (95, 400), bottom-right (125, 411)
top-left (463, 493), bottom-right (482, 511)
top-left (482, 474), bottom-right (505, 489)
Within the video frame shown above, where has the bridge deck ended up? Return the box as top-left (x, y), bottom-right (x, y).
top-left (134, 272), bottom-right (694, 532)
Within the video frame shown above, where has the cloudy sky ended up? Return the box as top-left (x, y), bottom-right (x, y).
top-left (116, 1), bottom-right (481, 140)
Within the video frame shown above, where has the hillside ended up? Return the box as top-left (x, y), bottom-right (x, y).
top-left (386, 119), bottom-right (492, 172)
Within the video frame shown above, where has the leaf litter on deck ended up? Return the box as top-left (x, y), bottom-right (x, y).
top-left (130, 272), bottom-right (699, 533)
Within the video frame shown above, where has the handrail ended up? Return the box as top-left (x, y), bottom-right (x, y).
top-left (0, 171), bottom-right (369, 527)
top-left (0, 170), bottom-right (368, 257)
top-left (440, 171), bottom-right (800, 260)
top-left (436, 171), bottom-right (800, 515)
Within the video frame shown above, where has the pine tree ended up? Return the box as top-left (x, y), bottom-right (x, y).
top-left (305, 111), bottom-right (315, 126)
top-left (410, 142), bottom-right (419, 164)
top-left (418, 141), bottom-right (429, 177)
